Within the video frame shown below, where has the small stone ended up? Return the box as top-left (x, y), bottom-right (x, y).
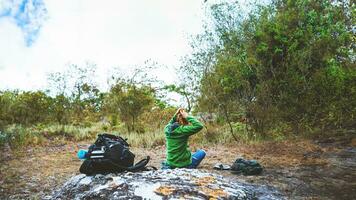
top-left (42, 195), bottom-right (52, 200)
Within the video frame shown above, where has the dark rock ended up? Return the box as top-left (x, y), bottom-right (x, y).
top-left (49, 169), bottom-right (284, 200)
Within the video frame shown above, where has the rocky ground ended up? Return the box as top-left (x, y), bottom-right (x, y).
top-left (49, 169), bottom-right (284, 199)
top-left (0, 135), bottom-right (355, 199)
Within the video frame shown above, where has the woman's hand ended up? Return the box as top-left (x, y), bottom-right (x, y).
top-left (175, 108), bottom-right (183, 116)
top-left (180, 109), bottom-right (188, 118)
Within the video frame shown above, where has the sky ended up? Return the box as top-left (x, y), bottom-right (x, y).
top-left (0, 0), bottom-right (210, 92)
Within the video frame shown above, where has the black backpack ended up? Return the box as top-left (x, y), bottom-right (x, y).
top-left (79, 133), bottom-right (154, 175)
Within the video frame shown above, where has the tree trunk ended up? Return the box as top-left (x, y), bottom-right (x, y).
top-left (131, 115), bottom-right (135, 133)
top-left (222, 104), bottom-right (238, 142)
top-left (184, 92), bottom-right (191, 112)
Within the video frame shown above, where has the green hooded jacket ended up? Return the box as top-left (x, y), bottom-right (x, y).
top-left (164, 114), bottom-right (204, 167)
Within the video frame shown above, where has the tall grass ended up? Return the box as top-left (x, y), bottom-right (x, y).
top-left (0, 125), bottom-right (46, 148)
top-left (0, 123), bottom-right (103, 149)
top-left (0, 121), bottom-right (272, 150)
top-left (117, 130), bottom-right (165, 148)
top-left (42, 124), bottom-right (101, 141)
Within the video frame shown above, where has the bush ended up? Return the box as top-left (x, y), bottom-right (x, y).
top-left (1, 125), bottom-right (46, 149)
top-left (188, 0), bottom-right (355, 136)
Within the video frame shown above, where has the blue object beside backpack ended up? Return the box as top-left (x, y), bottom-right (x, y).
top-left (77, 149), bottom-right (88, 160)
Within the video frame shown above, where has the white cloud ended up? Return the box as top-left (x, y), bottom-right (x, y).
top-left (0, 0), bottom-right (205, 91)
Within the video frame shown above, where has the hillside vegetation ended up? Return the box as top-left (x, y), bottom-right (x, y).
top-left (0, 0), bottom-right (355, 149)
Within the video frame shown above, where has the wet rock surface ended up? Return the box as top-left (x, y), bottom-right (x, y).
top-left (49, 169), bottom-right (284, 200)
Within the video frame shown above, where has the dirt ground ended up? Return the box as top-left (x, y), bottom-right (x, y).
top-left (0, 135), bottom-right (355, 199)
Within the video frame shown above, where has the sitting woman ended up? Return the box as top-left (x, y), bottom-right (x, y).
top-left (162, 108), bottom-right (205, 169)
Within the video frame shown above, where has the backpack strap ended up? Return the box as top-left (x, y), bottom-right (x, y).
top-left (127, 156), bottom-right (152, 172)
top-left (143, 166), bottom-right (158, 171)
top-left (108, 156), bottom-right (155, 172)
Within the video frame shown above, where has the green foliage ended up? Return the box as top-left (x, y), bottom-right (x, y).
top-left (50, 94), bottom-right (71, 124)
top-left (47, 63), bottom-right (104, 124)
top-left (0, 90), bottom-right (52, 126)
top-left (0, 62), bottom-right (173, 148)
top-left (104, 81), bottom-right (155, 133)
top-left (1, 125), bottom-right (46, 148)
top-left (163, 84), bottom-right (193, 111)
top-left (185, 0), bottom-right (355, 137)
top-left (0, 130), bottom-right (8, 147)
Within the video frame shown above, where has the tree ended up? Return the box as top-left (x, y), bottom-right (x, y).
top-left (184, 0), bottom-right (355, 137)
top-left (105, 81), bottom-right (155, 132)
top-left (0, 90), bottom-right (52, 126)
top-left (163, 84), bottom-right (193, 112)
top-left (47, 62), bottom-right (103, 123)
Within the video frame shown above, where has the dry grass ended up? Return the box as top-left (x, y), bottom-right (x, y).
top-left (0, 142), bottom-right (82, 199)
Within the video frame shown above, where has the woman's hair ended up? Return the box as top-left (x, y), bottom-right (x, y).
top-left (176, 111), bottom-right (189, 125)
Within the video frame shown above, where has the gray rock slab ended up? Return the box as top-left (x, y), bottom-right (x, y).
top-left (49, 169), bottom-right (285, 200)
